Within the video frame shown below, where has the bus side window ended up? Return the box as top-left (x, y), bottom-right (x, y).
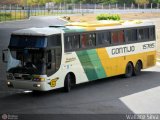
top-left (125, 30), bottom-right (131, 42)
top-left (118, 30), bottom-right (124, 44)
top-left (132, 29), bottom-right (137, 41)
top-left (81, 34), bottom-right (87, 48)
top-left (125, 29), bottom-right (137, 42)
top-left (65, 36), bottom-right (72, 51)
top-left (97, 32), bottom-right (111, 45)
top-left (88, 33), bottom-right (96, 47)
top-left (72, 35), bottom-right (80, 49)
top-left (111, 31), bottom-right (118, 44)
top-left (144, 28), bottom-right (149, 41)
top-left (138, 29), bottom-right (144, 41)
top-left (149, 27), bottom-right (155, 40)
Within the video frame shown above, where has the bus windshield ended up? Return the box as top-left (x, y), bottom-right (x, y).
top-left (7, 35), bottom-right (62, 76)
top-left (8, 49), bottom-right (46, 75)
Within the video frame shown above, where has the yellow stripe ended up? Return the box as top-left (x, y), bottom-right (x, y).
top-left (96, 48), bottom-right (156, 77)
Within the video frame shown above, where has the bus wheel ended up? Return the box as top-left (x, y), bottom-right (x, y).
top-left (64, 74), bottom-right (71, 92)
top-left (134, 61), bottom-right (142, 76)
top-left (125, 62), bottom-right (133, 78)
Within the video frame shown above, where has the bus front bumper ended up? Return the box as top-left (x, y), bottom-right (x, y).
top-left (6, 80), bottom-right (50, 91)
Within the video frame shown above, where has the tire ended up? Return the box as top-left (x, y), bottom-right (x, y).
top-left (134, 61), bottom-right (142, 76)
top-left (125, 62), bottom-right (133, 78)
top-left (64, 74), bottom-right (71, 92)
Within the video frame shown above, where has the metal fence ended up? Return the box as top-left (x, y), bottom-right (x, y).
top-left (0, 3), bottom-right (160, 22)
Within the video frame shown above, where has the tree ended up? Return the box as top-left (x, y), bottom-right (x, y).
top-left (135, 0), bottom-right (149, 5)
top-left (151, 0), bottom-right (160, 3)
top-left (117, 0), bottom-right (135, 4)
top-left (52, 0), bottom-right (63, 4)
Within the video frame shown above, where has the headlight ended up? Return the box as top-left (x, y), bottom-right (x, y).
top-left (32, 77), bottom-right (45, 82)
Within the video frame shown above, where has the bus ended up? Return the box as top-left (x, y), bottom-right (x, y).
top-left (2, 20), bottom-right (156, 92)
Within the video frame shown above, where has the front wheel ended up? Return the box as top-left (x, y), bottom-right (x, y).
top-left (64, 74), bottom-right (71, 92)
top-left (124, 62), bottom-right (133, 78)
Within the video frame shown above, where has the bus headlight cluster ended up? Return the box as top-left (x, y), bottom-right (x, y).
top-left (7, 81), bottom-right (13, 88)
top-left (32, 77), bottom-right (45, 82)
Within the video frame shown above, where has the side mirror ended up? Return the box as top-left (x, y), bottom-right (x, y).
top-left (2, 49), bottom-right (8, 63)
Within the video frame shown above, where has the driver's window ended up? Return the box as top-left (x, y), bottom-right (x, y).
top-left (47, 50), bottom-right (52, 69)
top-left (47, 50), bottom-right (56, 76)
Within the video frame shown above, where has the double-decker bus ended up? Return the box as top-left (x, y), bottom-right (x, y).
top-left (3, 20), bottom-right (156, 92)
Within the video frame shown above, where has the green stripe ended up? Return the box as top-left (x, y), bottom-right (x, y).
top-left (76, 49), bottom-right (106, 81)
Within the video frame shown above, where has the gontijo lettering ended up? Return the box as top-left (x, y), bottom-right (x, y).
top-left (112, 46), bottom-right (135, 55)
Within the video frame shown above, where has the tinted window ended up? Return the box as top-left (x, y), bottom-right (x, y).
top-left (132, 29), bottom-right (137, 41)
top-left (112, 30), bottom-right (124, 44)
top-left (118, 31), bottom-right (124, 44)
top-left (72, 35), bottom-right (80, 49)
top-left (144, 28), bottom-right (149, 40)
top-left (81, 33), bottom-right (96, 48)
top-left (48, 35), bottom-right (61, 47)
top-left (65, 36), bottom-right (72, 51)
top-left (88, 33), bottom-right (96, 47)
top-left (97, 32), bottom-right (111, 45)
top-left (150, 27), bottom-right (155, 40)
top-left (112, 31), bottom-right (118, 44)
top-left (9, 35), bottom-right (47, 48)
top-left (64, 34), bottom-right (80, 51)
top-left (138, 29), bottom-right (144, 41)
top-left (46, 48), bottom-right (62, 76)
top-left (125, 29), bottom-right (137, 42)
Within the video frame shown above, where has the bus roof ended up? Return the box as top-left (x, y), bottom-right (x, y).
top-left (65, 20), bottom-right (154, 32)
top-left (12, 27), bottom-right (62, 36)
top-left (12, 20), bottom-right (154, 36)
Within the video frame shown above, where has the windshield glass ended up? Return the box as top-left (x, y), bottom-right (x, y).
top-left (9, 35), bottom-right (47, 48)
top-left (8, 49), bottom-right (46, 75)
top-left (7, 34), bottom-right (62, 76)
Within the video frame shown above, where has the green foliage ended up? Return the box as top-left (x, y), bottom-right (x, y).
top-left (135, 0), bottom-right (149, 5)
top-left (96, 14), bottom-right (120, 21)
top-left (0, 13), bottom-right (11, 17)
top-left (151, 0), bottom-right (160, 3)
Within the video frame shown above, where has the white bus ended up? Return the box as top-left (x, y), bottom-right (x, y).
top-left (3, 20), bottom-right (156, 92)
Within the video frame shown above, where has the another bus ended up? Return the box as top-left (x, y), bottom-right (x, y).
top-left (2, 20), bottom-right (156, 92)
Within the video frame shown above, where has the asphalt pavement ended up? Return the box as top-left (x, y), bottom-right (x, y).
top-left (0, 16), bottom-right (160, 120)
